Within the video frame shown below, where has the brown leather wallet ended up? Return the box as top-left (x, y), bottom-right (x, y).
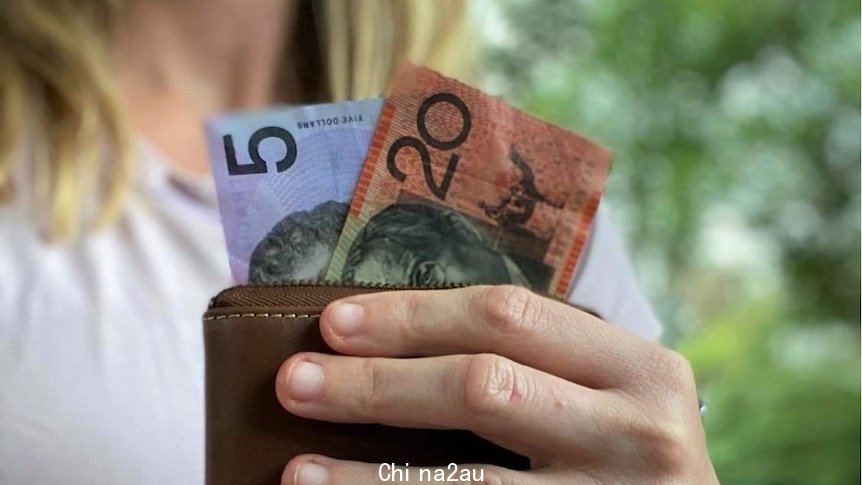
top-left (203, 283), bottom-right (529, 485)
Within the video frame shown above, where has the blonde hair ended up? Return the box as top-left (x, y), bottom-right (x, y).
top-left (0, 0), bottom-right (469, 240)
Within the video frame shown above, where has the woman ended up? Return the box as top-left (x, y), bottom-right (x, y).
top-left (0, 0), bottom-right (717, 483)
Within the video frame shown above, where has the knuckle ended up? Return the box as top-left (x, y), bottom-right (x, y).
top-left (636, 421), bottom-right (692, 477)
top-left (355, 359), bottom-right (389, 414)
top-left (616, 402), bottom-right (697, 479)
top-left (395, 291), bottom-right (423, 325)
top-left (479, 285), bottom-right (542, 335)
top-left (647, 347), bottom-right (697, 396)
top-left (618, 350), bottom-right (703, 480)
top-left (396, 291), bottom-right (424, 340)
top-left (462, 354), bottom-right (521, 417)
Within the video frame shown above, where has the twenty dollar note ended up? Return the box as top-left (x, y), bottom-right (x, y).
top-left (326, 65), bottom-right (611, 297)
top-left (206, 98), bottom-right (384, 283)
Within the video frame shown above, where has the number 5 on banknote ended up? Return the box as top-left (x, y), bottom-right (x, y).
top-left (223, 126), bottom-right (298, 175)
top-left (326, 64), bottom-right (612, 298)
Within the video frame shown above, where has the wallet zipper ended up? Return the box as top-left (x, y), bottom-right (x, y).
top-left (205, 281), bottom-right (591, 316)
top-left (207, 281), bottom-right (469, 310)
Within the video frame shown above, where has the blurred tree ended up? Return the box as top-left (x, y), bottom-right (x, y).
top-left (482, 0), bottom-right (860, 482)
top-left (485, 0), bottom-right (859, 330)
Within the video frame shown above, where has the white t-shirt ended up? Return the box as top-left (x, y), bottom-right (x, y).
top-left (0, 141), bottom-right (660, 485)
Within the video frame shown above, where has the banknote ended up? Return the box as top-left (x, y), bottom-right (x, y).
top-left (325, 65), bottom-right (612, 297)
top-left (205, 98), bottom-right (384, 284)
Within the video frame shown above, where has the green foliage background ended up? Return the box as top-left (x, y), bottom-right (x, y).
top-left (481, 0), bottom-right (860, 482)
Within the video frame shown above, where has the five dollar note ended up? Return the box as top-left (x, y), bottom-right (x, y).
top-left (206, 98), bottom-right (383, 284)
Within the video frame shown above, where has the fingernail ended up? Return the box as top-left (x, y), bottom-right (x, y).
top-left (329, 302), bottom-right (364, 336)
top-left (294, 462), bottom-right (328, 485)
top-left (287, 361), bottom-right (324, 400)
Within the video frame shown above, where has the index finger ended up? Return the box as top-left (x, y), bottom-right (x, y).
top-left (319, 285), bottom-right (660, 389)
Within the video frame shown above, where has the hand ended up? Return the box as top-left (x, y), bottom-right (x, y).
top-left (275, 285), bottom-right (718, 484)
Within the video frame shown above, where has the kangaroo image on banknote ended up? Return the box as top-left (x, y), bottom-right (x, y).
top-left (479, 146), bottom-right (563, 230)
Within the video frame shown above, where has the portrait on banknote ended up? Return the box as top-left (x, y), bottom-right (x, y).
top-left (248, 200), bottom-right (349, 283)
top-left (340, 201), bottom-right (533, 287)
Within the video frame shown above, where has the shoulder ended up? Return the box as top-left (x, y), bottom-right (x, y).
top-left (566, 206), bottom-right (662, 341)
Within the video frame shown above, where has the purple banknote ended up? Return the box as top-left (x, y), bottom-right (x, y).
top-left (205, 98), bottom-right (384, 283)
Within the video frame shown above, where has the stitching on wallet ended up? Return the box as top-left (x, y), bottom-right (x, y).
top-left (202, 312), bottom-right (319, 321)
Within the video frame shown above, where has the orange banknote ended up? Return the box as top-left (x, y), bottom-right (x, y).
top-left (326, 64), bottom-right (612, 297)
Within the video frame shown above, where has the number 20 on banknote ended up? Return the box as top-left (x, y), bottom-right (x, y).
top-left (387, 92), bottom-right (471, 200)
